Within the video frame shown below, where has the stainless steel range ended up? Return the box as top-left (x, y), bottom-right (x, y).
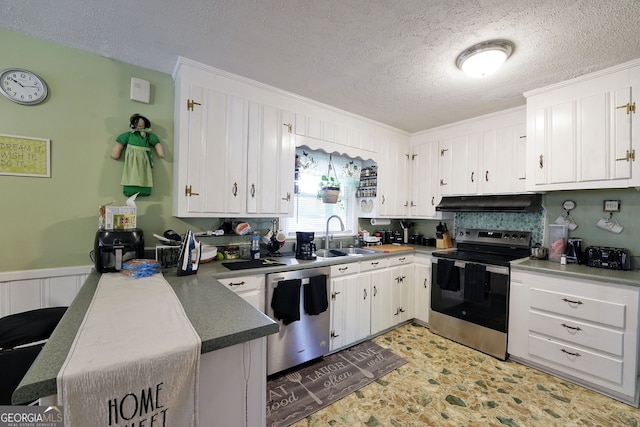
top-left (430, 228), bottom-right (531, 360)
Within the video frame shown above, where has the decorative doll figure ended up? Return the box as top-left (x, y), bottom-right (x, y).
top-left (111, 114), bottom-right (164, 196)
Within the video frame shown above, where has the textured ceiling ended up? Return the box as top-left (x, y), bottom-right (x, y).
top-left (2, 0), bottom-right (640, 133)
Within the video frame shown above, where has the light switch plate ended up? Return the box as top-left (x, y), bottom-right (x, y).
top-left (130, 77), bottom-right (150, 103)
top-left (603, 200), bottom-right (621, 212)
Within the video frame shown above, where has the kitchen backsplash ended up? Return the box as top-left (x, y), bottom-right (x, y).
top-left (454, 211), bottom-right (545, 245)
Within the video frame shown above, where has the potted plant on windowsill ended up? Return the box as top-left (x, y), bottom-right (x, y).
top-left (318, 154), bottom-right (341, 203)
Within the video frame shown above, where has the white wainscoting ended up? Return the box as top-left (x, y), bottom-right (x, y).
top-left (0, 265), bottom-right (93, 317)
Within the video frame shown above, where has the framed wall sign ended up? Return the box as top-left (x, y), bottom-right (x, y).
top-left (0, 133), bottom-right (51, 177)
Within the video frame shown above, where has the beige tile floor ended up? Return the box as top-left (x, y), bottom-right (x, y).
top-left (292, 323), bottom-right (639, 426)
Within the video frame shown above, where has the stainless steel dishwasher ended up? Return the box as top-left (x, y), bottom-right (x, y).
top-left (265, 267), bottom-right (331, 376)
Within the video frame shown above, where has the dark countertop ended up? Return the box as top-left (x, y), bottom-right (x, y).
top-left (12, 268), bottom-right (279, 405)
top-left (512, 258), bottom-right (640, 288)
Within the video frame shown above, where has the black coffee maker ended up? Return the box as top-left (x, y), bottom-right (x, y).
top-left (296, 232), bottom-right (316, 260)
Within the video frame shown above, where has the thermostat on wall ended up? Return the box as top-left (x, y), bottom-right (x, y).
top-left (130, 77), bottom-right (150, 103)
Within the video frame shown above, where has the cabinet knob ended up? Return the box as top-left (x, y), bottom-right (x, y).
top-left (470, 171), bottom-right (474, 183)
top-left (281, 192), bottom-right (291, 201)
top-left (232, 182), bottom-right (238, 197)
top-left (539, 155), bottom-right (544, 169)
top-left (250, 183), bottom-right (256, 198)
top-left (485, 170), bottom-right (489, 182)
top-left (283, 123), bottom-right (293, 133)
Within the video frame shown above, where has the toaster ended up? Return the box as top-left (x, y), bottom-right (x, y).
top-left (584, 246), bottom-right (630, 271)
top-left (94, 229), bottom-right (144, 272)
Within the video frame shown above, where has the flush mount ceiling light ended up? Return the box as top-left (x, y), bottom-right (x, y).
top-left (456, 40), bottom-right (514, 77)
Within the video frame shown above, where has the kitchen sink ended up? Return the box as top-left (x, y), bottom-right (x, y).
top-left (315, 248), bottom-right (377, 258)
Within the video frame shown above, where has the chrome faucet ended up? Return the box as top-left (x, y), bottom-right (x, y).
top-left (325, 215), bottom-right (345, 249)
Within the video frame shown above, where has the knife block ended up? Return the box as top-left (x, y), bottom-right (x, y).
top-left (436, 232), bottom-right (453, 249)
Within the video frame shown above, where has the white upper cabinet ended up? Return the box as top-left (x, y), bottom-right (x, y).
top-left (525, 60), bottom-right (639, 191)
top-left (408, 140), bottom-right (450, 218)
top-left (173, 61), bottom-right (294, 217)
top-left (179, 85), bottom-right (248, 216)
top-left (247, 103), bottom-right (295, 216)
top-left (413, 106), bottom-right (526, 198)
top-left (377, 136), bottom-right (409, 217)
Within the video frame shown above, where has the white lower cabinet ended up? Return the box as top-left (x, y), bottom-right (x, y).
top-left (329, 266), bottom-right (370, 351)
top-left (508, 269), bottom-right (639, 406)
top-left (370, 267), bottom-right (394, 335)
top-left (199, 337), bottom-right (267, 427)
top-left (389, 255), bottom-right (415, 324)
top-left (413, 255), bottom-right (432, 325)
top-left (218, 275), bottom-right (266, 312)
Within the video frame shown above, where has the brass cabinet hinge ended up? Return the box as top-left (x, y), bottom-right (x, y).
top-left (185, 185), bottom-right (199, 197)
top-left (616, 149), bottom-right (636, 162)
top-left (616, 102), bottom-right (636, 114)
top-left (187, 99), bottom-right (201, 111)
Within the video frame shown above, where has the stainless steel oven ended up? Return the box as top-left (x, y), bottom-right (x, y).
top-left (430, 228), bottom-right (531, 360)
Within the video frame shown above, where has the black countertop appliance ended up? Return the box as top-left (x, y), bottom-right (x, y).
top-left (295, 231), bottom-right (316, 260)
top-left (94, 229), bottom-right (144, 272)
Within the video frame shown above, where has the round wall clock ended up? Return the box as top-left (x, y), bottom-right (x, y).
top-left (0, 68), bottom-right (48, 105)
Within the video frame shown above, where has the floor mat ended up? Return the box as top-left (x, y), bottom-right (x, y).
top-left (266, 340), bottom-right (407, 426)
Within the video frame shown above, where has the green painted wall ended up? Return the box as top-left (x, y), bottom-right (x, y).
top-left (0, 28), bottom-right (211, 272)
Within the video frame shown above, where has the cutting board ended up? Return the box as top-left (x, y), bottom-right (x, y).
top-left (368, 244), bottom-right (415, 253)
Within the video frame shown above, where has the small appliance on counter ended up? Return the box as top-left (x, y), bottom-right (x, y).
top-left (565, 238), bottom-right (583, 264)
top-left (295, 231), bottom-right (316, 260)
top-left (94, 229), bottom-right (144, 272)
top-left (584, 246), bottom-right (631, 270)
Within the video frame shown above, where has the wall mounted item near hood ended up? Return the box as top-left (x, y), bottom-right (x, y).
top-left (435, 194), bottom-right (542, 213)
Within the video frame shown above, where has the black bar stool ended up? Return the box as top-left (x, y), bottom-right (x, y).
top-left (0, 307), bottom-right (67, 405)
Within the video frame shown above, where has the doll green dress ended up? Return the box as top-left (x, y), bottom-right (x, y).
top-left (115, 128), bottom-right (159, 196)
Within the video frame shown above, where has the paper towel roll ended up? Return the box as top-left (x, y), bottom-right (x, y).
top-left (370, 218), bottom-right (391, 226)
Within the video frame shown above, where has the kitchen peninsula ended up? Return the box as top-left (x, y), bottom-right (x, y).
top-left (12, 267), bottom-right (279, 426)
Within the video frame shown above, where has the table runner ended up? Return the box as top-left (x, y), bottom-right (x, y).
top-left (57, 273), bottom-right (201, 426)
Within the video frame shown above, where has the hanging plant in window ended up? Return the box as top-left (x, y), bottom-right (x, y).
top-left (318, 154), bottom-right (341, 203)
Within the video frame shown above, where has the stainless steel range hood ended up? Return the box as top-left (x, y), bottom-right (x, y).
top-left (435, 194), bottom-right (542, 213)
